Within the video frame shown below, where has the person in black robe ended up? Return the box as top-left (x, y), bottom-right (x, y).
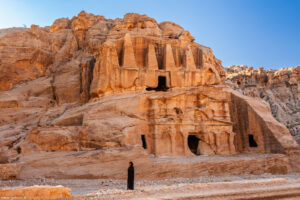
top-left (127, 161), bottom-right (134, 190)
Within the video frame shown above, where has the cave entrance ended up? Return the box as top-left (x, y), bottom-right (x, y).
top-left (146, 76), bottom-right (168, 91)
top-left (141, 135), bottom-right (147, 149)
top-left (188, 135), bottom-right (199, 155)
top-left (248, 134), bottom-right (258, 147)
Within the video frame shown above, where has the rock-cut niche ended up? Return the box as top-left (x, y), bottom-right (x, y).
top-left (141, 135), bottom-right (147, 149)
top-left (248, 134), bottom-right (258, 147)
top-left (188, 135), bottom-right (199, 155)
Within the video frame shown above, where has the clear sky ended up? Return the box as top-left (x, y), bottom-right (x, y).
top-left (0, 0), bottom-right (299, 69)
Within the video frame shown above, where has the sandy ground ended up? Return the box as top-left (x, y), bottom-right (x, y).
top-left (1, 173), bottom-right (300, 197)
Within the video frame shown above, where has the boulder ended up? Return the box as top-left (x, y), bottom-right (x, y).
top-left (0, 185), bottom-right (71, 199)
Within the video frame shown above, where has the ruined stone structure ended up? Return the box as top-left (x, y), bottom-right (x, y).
top-left (0, 12), bottom-right (299, 179)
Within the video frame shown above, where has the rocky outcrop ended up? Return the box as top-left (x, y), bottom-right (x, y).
top-left (226, 65), bottom-right (300, 145)
top-left (0, 186), bottom-right (71, 199)
top-left (0, 11), bottom-right (299, 180)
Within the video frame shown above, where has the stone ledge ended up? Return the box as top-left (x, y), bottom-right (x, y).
top-left (0, 185), bottom-right (71, 200)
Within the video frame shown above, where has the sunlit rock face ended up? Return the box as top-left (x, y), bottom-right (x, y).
top-left (0, 11), bottom-right (298, 179)
top-left (226, 65), bottom-right (300, 146)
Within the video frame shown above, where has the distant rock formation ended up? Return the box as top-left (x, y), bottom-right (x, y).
top-left (0, 11), bottom-right (298, 179)
top-left (226, 65), bottom-right (300, 145)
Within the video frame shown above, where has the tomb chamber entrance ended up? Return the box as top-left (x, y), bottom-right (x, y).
top-left (146, 76), bottom-right (168, 91)
top-left (188, 135), bottom-right (200, 155)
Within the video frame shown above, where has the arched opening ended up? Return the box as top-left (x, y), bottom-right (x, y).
top-left (146, 76), bottom-right (168, 91)
top-left (248, 134), bottom-right (258, 147)
top-left (141, 135), bottom-right (147, 149)
top-left (188, 135), bottom-right (199, 155)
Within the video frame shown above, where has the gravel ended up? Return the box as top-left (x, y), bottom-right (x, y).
top-left (1, 172), bottom-right (300, 196)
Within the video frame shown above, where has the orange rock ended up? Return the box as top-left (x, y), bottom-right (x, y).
top-left (50, 18), bottom-right (70, 33)
top-left (0, 186), bottom-right (71, 199)
top-left (146, 43), bottom-right (158, 70)
top-left (0, 11), bottom-right (299, 180)
top-left (184, 47), bottom-right (196, 70)
top-left (122, 33), bottom-right (137, 68)
top-left (164, 44), bottom-right (176, 71)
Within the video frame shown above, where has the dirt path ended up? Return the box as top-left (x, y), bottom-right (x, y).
top-left (1, 173), bottom-right (300, 198)
top-left (76, 178), bottom-right (300, 199)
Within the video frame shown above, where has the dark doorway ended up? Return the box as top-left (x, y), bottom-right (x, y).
top-left (146, 76), bottom-right (168, 91)
top-left (141, 135), bottom-right (147, 149)
top-left (248, 134), bottom-right (258, 147)
top-left (188, 135), bottom-right (199, 155)
top-left (157, 76), bottom-right (167, 91)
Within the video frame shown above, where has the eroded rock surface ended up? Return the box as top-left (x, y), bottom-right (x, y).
top-left (226, 65), bottom-right (300, 145)
top-left (0, 185), bottom-right (71, 199)
top-left (0, 11), bottom-right (299, 179)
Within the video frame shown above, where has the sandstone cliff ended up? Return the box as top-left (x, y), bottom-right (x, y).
top-left (225, 65), bottom-right (300, 145)
top-left (0, 11), bottom-right (298, 179)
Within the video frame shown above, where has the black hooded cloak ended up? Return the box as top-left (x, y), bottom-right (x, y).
top-left (127, 162), bottom-right (134, 190)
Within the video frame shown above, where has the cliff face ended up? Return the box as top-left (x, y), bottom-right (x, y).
top-left (0, 11), bottom-right (298, 179)
top-left (226, 65), bottom-right (300, 145)
top-left (0, 12), bottom-right (224, 94)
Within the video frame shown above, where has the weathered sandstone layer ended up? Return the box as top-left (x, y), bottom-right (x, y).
top-left (0, 11), bottom-right (299, 179)
top-left (0, 185), bottom-right (71, 199)
top-left (226, 65), bottom-right (300, 145)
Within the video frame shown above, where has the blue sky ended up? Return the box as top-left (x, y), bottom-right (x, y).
top-left (0, 0), bottom-right (299, 69)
